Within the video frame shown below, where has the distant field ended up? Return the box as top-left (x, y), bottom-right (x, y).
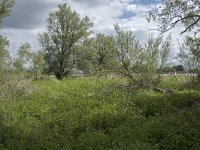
top-left (0, 77), bottom-right (200, 150)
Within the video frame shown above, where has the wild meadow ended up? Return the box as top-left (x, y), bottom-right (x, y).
top-left (0, 76), bottom-right (200, 150)
top-left (1, 0), bottom-right (200, 149)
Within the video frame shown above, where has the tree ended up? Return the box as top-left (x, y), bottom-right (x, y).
top-left (12, 43), bottom-right (45, 80)
top-left (31, 51), bottom-right (44, 80)
top-left (39, 4), bottom-right (93, 79)
top-left (0, 0), bottom-right (15, 23)
top-left (0, 0), bottom-right (14, 69)
top-left (145, 34), bottom-right (172, 72)
top-left (114, 25), bottom-right (143, 84)
top-left (0, 35), bottom-right (10, 71)
top-left (178, 36), bottom-right (200, 83)
top-left (148, 0), bottom-right (200, 34)
top-left (94, 34), bottom-right (118, 72)
top-left (75, 38), bottom-right (96, 75)
top-left (77, 34), bottom-right (118, 75)
top-left (173, 65), bottom-right (185, 72)
top-left (13, 43), bottom-right (33, 72)
top-left (185, 36), bottom-right (200, 59)
top-left (149, 0), bottom-right (200, 84)
top-left (114, 25), bottom-right (171, 88)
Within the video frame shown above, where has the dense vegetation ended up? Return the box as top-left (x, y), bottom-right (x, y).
top-left (0, 77), bottom-right (200, 150)
top-left (0, 0), bottom-right (200, 149)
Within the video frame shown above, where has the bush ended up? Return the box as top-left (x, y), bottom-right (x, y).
top-left (0, 71), bottom-right (33, 101)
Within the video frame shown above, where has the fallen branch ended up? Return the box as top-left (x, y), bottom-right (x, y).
top-left (153, 87), bottom-right (175, 94)
top-left (185, 98), bottom-right (200, 108)
top-left (155, 123), bottom-right (188, 147)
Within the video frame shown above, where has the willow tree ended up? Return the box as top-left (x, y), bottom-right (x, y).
top-left (0, 0), bottom-right (14, 68)
top-left (13, 43), bottom-right (33, 72)
top-left (149, 0), bottom-right (200, 84)
top-left (0, 35), bottom-right (10, 71)
top-left (0, 0), bottom-right (14, 71)
top-left (114, 25), bottom-right (171, 88)
top-left (178, 36), bottom-right (200, 83)
top-left (94, 34), bottom-right (118, 71)
top-left (39, 4), bottom-right (93, 79)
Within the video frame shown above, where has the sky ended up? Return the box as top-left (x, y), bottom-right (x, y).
top-left (0, 0), bottom-right (187, 62)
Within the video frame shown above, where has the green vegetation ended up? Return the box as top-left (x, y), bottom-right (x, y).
top-left (0, 77), bottom-right (200, 150)
top-left (38, 4), bottom-right (93, 80)
top-left (0, 0), bottom-right (200, 149)
top-left (148, 0), bottom-right (200, 34)
top-left (0, 0), bottom-right (14, 23)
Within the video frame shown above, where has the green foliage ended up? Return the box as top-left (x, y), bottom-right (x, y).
top-left (0, 42), bottom-right (33, 101)
top-left (0, 35), bottom-right (10, 70)
top-left (93, 34), bottom-right (118, 71)
top-left (0, 78), bottom-right (200, 149)
top-left (178, 36), bottom-right (200, 70)
top-left (178, 36), bottom-right (200, 84)
top-left (146, 34), bottom-right (172, 70)
top-left (184, 36), bottom-right (200, 66)
top-left (77, 34), bottom-right (119, 75)
top-left (31, 50), bottom-right (45, 80)
top-left (13, 43), bottom-right (33, 72)
top-left (158, 65), bottom-right (185, 73)
top-left (114, 26), bottom-right (171, 88)
top-left (0, 74), bottom-right (32, 101)
top-left (0, 0), bottom-right (31, 102)
top-left (149, 0), bottom-right (199, 85)
top-left (39, 4), bottom-right (93, 80)
top-left (0, 0), bottom-right (14, 23)
top-left (0, 1), bottom-right (199, 149)
top-left (12, 43), bottom-right (45, 80)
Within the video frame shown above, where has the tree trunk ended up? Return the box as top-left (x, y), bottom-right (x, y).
top-left (172, 68), bottom-right (180, 81)
top-left (197, 72), bottom-right (200, 84)
top-left (35, 72), bottom-right (38, 81)
top-left (56, 73), bottom-right (63, 80)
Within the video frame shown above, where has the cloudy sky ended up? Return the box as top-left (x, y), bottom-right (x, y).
top-left (0, 0), bottom-right (186, 61)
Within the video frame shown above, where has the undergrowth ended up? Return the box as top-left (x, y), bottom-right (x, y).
top-left (0, 77), bottom-right (200, 150)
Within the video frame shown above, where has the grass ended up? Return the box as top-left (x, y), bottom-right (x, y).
top-left (0, 77), bottom-right (200, 150)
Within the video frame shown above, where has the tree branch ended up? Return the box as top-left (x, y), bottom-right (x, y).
top-left (180, 17), bottom-right (200, 34)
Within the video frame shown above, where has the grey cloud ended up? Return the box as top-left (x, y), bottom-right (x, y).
top-left (134, 0), bottom-right (160, 5)
top-left (2, 0), bottom-right (59, 29)
top-left (70, 0), bottom-right (111, 7)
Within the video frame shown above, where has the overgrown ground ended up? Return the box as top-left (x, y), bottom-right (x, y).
top-left (0, 77), bottom-right (200, 150)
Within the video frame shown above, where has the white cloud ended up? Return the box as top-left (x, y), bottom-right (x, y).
top-left (1, 28), bottom-right (41, 56)
top-left (0, 0), bottom-right (188, 63)
top-left (127, 4), bottom-right (137, 11)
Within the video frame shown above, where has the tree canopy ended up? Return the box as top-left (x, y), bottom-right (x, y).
top-left (0, 0), bottom-right (14, 69)
top-left (39, 4), bottom-right (93, 79)
top-left (0, 35), bottom-right (10, 70)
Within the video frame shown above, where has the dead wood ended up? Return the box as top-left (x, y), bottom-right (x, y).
top-left (155, 123), bottom-right (188, 147)
top-left (153, 87), bottom-right (175, 94)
